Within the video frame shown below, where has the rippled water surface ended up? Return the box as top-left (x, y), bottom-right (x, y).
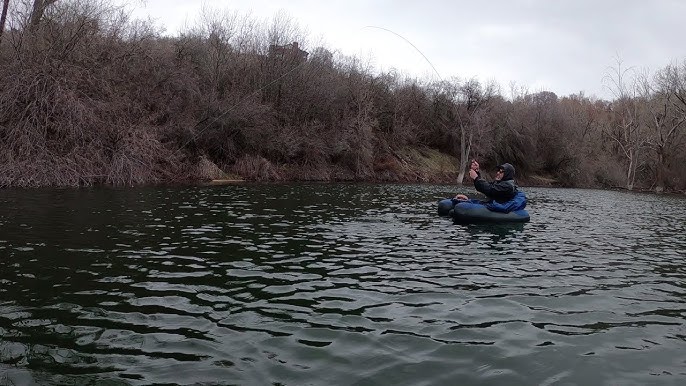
top-left (1, 184), bottom-right (685, 385)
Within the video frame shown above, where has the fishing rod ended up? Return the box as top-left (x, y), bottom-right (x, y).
top-left (361, 26), bottom-right (476, 171)
top-left (361, 25), bottom-right (443, 82)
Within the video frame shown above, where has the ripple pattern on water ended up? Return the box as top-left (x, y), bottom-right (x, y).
top-left (0, 185), bottom-right (685, 385)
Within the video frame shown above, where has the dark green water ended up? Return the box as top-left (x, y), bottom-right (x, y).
top-left (0, 184), bottom-right (685, 385)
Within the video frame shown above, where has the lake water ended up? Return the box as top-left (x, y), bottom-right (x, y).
top-left (0, 184), bottom-right (685, 385)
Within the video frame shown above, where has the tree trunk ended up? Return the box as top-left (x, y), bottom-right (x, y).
top-left (456, 124), bottom-right (472, 184)
top-left (626, 147), bottom-right (640, 191)
top-left (28, 0), bottom-right (57, 34)
top-left (655, 146), bottom-right (665, 193)
top-left (0, 0), bottom-right (9, 45)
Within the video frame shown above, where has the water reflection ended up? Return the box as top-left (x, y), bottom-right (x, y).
top-left (461, 223), bottom-right (526, 243)
top-left (0, 185), bottom-right (685, 385)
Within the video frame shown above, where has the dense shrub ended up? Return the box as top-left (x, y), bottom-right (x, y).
top-left (0, 1), bottom-right (684, 191)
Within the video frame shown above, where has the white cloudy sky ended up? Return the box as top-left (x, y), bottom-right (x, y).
top-left (122, 0), bottom-right (686, 99)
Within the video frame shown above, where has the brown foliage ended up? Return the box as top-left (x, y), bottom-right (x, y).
top-left (0, 1), bottom-right (685, 191)
top-left (232, 154), bottom-right (279, 181)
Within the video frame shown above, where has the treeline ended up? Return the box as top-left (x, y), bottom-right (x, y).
top-left (0, 0), bottom-right (685, 192)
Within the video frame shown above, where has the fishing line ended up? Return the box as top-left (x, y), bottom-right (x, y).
top-left (362, 25), bottom-right (481, 176)
top-left (177, 24), bottom-right (471, 174)
top-left (360, 25), bottom-right (443, 82)
top-left (182, 25), bottom-right (446, 152)
top-left (361, 25), bottom-right (467, 138)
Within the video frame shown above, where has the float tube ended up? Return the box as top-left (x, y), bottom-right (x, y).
top-left (437, 193), bottom-right (530, 224)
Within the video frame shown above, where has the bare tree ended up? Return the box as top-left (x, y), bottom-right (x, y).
top-left (453, 78), bottom-right (497, 184)
top-left (640, 65), bottom-right (686, 192)
top-left (3, 0), bottom-right (686, 190)
top-left (602, 59), bottom-right (647, 190)
top-left (29, 0), bottom-right (58, 32)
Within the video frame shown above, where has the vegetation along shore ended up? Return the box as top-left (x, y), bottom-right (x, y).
top-left (0, 1), bottom-right (684, 193)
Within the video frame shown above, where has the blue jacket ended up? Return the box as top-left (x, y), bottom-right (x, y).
top-left (485, 191), bottom-right (527, 212)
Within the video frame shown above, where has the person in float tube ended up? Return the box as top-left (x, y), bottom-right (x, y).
top-left (455, 160), bottom-right (518, 203)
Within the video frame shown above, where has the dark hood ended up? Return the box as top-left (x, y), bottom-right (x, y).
top-left (498, 163), bottom-right (515, 181)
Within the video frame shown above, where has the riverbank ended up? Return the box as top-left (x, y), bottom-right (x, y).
top-left (2, 146), bottom-right (683, 194)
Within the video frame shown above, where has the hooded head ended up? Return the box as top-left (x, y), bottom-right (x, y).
top-left (496, 163), bottom-right (515, 181)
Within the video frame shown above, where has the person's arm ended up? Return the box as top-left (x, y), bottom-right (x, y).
top-left (468, 168), bottom-right (480, 180)
top-left (458, 164), bottom-right (481, 200)
top-left (469, 168), bottom-right (487, 195)
top-left (471, 169), bottom-right (499, 197)
top-left (473, 175), bottom-right (492, 196)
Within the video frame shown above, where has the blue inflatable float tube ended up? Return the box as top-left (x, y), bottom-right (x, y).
top-left (437, 196), bottom-right (530, 224)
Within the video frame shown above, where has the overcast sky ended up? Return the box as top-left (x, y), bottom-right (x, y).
top-left (124, 0), bottom-right (686, 100)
